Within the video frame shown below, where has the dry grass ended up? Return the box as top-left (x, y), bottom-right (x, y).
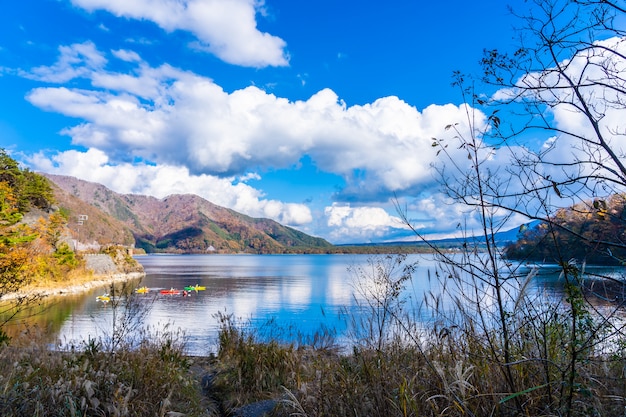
top-left (0, 327), bottom-right (209, 417)
top-left (204, 253), bottom-right (626, 417)
top-left (208, 317), bottom-right (626, 417)
top-left (3, 254), bottom-right (626, 417)
top-left (2, 299), bottom-right (626, 417)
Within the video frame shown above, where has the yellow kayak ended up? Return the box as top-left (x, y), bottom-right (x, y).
top-left (135, 286), bottom-right (150, 294)
top-left (184, 284), bottom-right (206, 292)
top-left (96, 294), bottom-right (110, 302)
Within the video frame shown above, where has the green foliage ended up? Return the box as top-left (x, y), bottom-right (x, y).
top-left (0, 151), bottom-right (58, 288)
top-left (0, 182), bottom-right (23, 226)
top-left (0, 150), bottom-right (22, 190)
top-left (53, 242), bottom-right (78, 267)
top-left (21, 170), bottom-right (54, 210)
top-left (0, 149), bottom-right (54, 212)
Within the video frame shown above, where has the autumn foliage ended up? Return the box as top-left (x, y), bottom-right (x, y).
top-left (0, 149), bottom-right (80, 301)
top-left (505, 194), bottom-right (626, 265)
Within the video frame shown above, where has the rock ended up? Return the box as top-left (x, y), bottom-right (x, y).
top-left (201, 371), bottom-right (217, 395)
top-left (85, 254), bottom-right (118, 274)
top-left (231, 400), bottom-right (278, 417)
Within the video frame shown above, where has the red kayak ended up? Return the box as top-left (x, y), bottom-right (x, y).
top-left (160, 288), bottom-right (181, 295)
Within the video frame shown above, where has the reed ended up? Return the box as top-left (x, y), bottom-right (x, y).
top-left (210, 254), bottom-right (626, 417)
top-left (0, 326), bottom-right (207, 416)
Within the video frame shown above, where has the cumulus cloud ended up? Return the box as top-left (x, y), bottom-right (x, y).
top-left (70, 0), bottom-right (289, 68)
top-left (28, 148), bottom-right (313, 227)
top-left (23, 41), bottom-right (106, 82)
top-left (324, 203), bottom-right (410, 243)
top-left (15, 41), bottom-right (504, 242)
top-left (24, 42), bottom-right (485, 204)
top-left (111, 49), bottom-right (142, 62)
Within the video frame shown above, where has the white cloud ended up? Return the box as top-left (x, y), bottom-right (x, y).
top-left (25, 43), bottom-right (485, 203)
top-left (111, 49), bottom-right (142, 62)
top-left (17, 42), bottom-right (500, 242)
top-left (71, 0), bottom-right (289, 68)
top-left (324, 203), bottom-right (409, 242)
top-left (23, 41), bottom-right (106, 83)
top-left (495, 36), bottom-right (626, 185)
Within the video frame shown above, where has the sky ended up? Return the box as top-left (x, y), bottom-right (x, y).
top-left (0, 0), bottom-right (559, 244)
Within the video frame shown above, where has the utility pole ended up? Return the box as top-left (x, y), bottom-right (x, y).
top-left (75, 214), bottom-right (88, 251)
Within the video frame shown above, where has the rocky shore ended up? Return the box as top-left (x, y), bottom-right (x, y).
top-left (2, 254), bottom-right (145, 301)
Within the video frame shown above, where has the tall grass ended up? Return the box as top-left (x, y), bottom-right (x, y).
top-left (0, 326), bottom-right (208, 416)
top-left (0, 280), bottom-right (211, 417)
top-left (2, 254), bottom-right (626, 416)
top-left (211, 254), bottom-right (626, 417)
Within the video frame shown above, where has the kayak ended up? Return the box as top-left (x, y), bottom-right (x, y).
top-left (160, 288), bottom-right (181, 295)
top-left (184, 284), bottom-right (206, 292)
top-left (135, 286), bottom-right (150, 294)
top-left (96, 294), bottom-right (110, 302)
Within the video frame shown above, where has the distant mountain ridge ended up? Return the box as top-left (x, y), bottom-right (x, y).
top-left (44, 174), bottom-right (333, 254)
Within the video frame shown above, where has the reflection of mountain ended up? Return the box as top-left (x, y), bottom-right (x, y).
top-left (44, 174), bottom-right (333, 254)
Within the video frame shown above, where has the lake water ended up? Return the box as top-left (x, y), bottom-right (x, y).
top-left (33, 254), bottom-right (625, 355)
top-left (58, 254), bottom-right (380, 355)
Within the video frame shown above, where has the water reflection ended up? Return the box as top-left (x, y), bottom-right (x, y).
top-left (6, 254), bottom-right (624, 356)
top-left (51, 254), bottom-right (377, 354)
top-left (2, 293), bottom-right (91, 341)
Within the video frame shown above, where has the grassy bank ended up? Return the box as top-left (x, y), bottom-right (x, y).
top-left (0, 327), bottom-right (207, 416)
top-left (2, 307), bottom-right (626, 417)
top-left (2, 254), bottom-right (626, 416)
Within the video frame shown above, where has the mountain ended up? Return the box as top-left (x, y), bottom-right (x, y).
top-left (44, 174), bottom-right (333, 254)
top-left (45, 179), bottom-right (136, 248)
top-left (339, 224), bottom-right (524, 251)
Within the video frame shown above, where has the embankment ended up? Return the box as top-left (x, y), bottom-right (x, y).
top-left (2, 254), bottom-right (145, 301)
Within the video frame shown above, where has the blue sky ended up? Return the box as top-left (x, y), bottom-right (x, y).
top-left (1, 0), bottom-right (537, 243)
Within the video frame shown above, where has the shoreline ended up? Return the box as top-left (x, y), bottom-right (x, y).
top-left (1, 271), bottom-right (146, 302)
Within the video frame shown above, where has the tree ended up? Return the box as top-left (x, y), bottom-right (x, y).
top-left (395, 1), bottom-right (626, 415)
top-left (0, 149), bottom-right (22, 191)
top-left (479, 0), bottom-right (626, 258)
top-left (477, 6), bottom-right (626, 413)
top-left (0, 150), bottom-right (58, 342)
top-left (0, 148), bottom-right (54, 212)
top-left (0, 181), bottom-right (39, 342)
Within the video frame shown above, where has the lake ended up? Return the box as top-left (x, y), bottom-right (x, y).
top-left (13, 253), bottom-right (623, 356)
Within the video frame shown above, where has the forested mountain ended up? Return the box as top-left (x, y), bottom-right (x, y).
top-left (45, 174), bottom-right (333, 254)
top-left (46, 180), bottom-right (136, 248)
top-left (504, 194), bottom-right (626, 265)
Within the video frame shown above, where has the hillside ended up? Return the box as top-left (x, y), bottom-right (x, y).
top-left (46, 180), bottom-right (136, 248)
top-left (44, 174), bottom-right (333, 254)
top-left (504, 194), bottom-right (626, 265)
